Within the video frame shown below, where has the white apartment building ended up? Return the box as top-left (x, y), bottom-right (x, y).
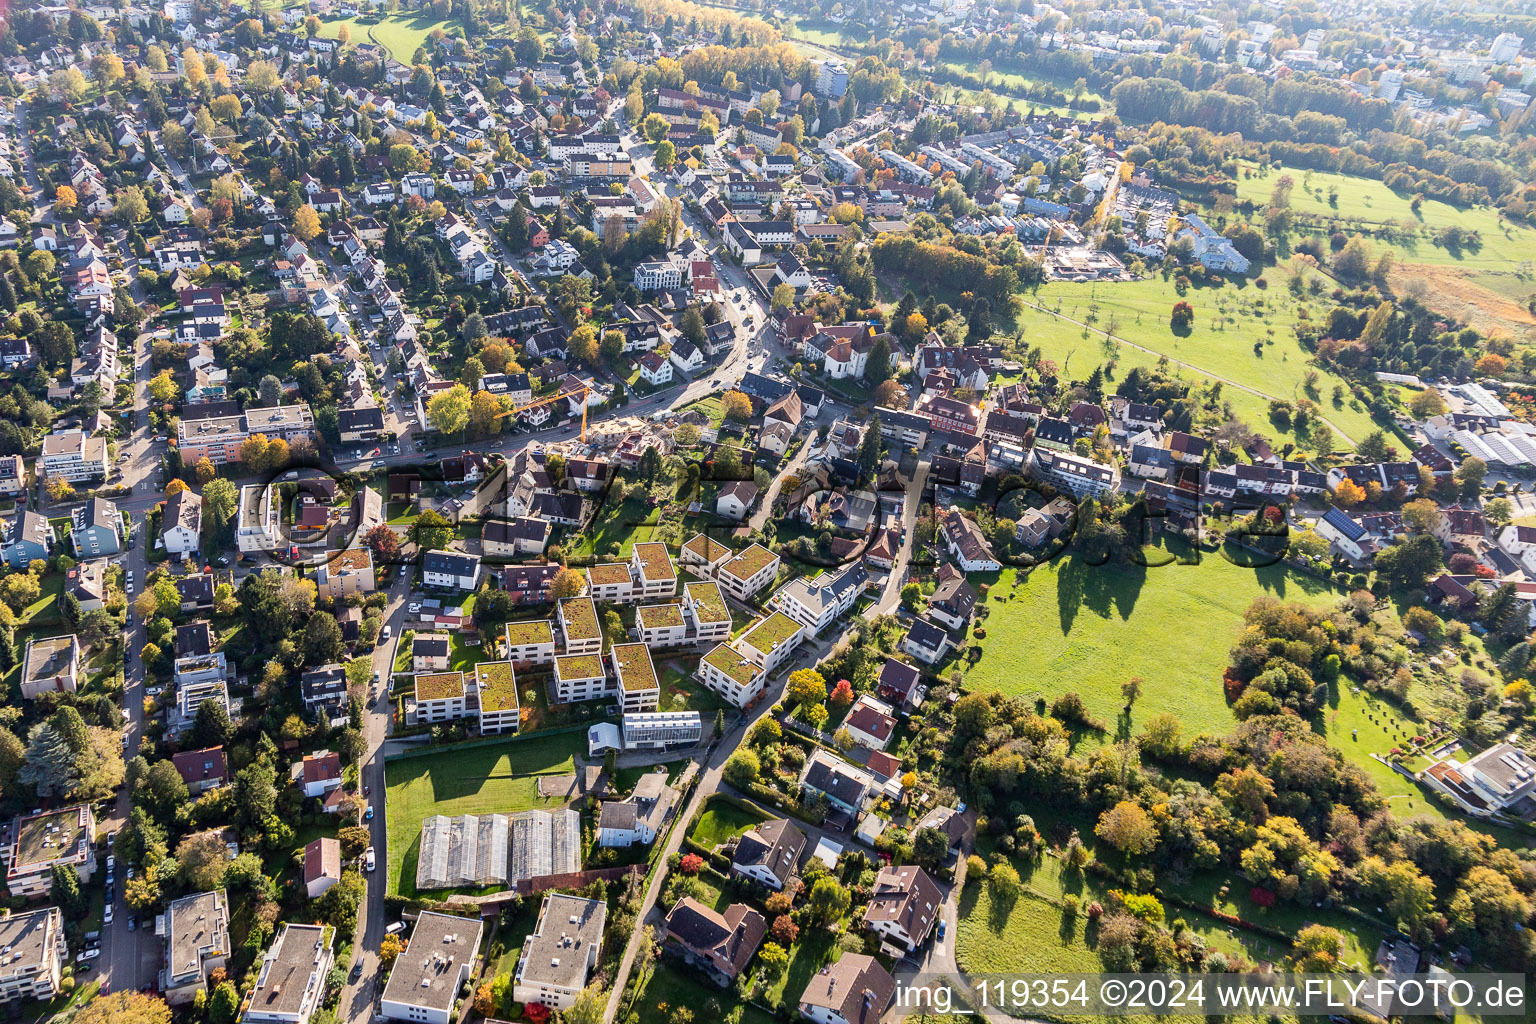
top-left (553, 654), bottom-right (608, 704)
top-left (716, 543), bottom-right (780, 601)
top-left (39, 431), bottom-right (107, 482)
top-left (503, 620), bottom-right (556, 666)
top-left (683, 582), bottom-right (732, 644)
top-left (0, 908), bottom-right (65, 1005)
top-left (239, 924), bottom-right (333, 1024)
top-left (236, 484), bottom-right (279, 554)
top-left (630, 542), bottom-right (676, 599)
top-left (378, 912), bottom-right (482, 1024)
top-left (407, 672), bottom-right (469, 726)
top-left (513, 895), bottom-right (606, 1010)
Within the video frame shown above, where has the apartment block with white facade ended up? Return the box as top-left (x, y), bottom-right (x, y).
top-left (39, 431), bottom-right (107, 483)
top-left (629, 542), bottom-right (677, 599)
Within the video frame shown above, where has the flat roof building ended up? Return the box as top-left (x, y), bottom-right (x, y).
top-left (513, 894), bottom-right (606, 1010)
top-left (379, 912), bottom-right (483, 1024)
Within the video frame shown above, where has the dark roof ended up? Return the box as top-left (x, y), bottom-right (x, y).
top-left (175, 621), bottom-right (213, 657)
top-left (732, 818), bottom-right (806, 885)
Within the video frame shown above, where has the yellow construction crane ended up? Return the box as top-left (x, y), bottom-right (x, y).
top-left (497, 385), bottom-right (592, 442)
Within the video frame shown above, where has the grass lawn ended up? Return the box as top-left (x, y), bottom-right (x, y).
top-left (318, 13), bottom-right (454, 64)
top-left (961, 553), bottom-right (1342, 741)
top-left (448, 632), bottom-right (491, 673)
top-left (383, 732), bottom-right (583, 897)
top-left (1316, 682), bottom-right (1446, 820)
top-left (570, 496), bottom-right (661, 559)
top-left (762, 927), bottom-right (839, 1007)
top-left (659, 664), bottom-right (727, 715)
top-left (1017, 273), bottom-right (1380, 448)
top-left (957, 883), bottom-right (1303, 1024)
top-left (633, 958), bottom-right (779, 1024)
top-left (689, 796), bottom-right (769, 851)
top-left (1235, 162), bottom-right (1536, 272)
top-left (1234, 162), bottom-right (1536, 342)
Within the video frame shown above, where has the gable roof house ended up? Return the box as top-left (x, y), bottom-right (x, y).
top-left (730, 818), bottom-right (806, 891)
top-left (663, 898), bottom-right (766, 984)
top-left (861, 864), bottom-right (941, 952)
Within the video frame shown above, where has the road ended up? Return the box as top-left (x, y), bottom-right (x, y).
top-left (336, 572), bottom-right (415, 1019)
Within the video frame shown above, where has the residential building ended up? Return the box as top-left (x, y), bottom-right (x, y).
top-left (938, 506), bottom-right (1000, 572)
top-left (718, 544), bottom-right (780, 601)
top-left (630, 542), bottom-right (677, 599)
top-left (239, 924), bottom-right (334, 1024)
top-left (597, 770), bottom-right (677, 847)
top-left (554, 653), bottom-right (608, 704)
top-left (683, 582), bottom-right (732, 643)
top-left (586, 562), bottom-right (635, 603)
top-left (1, 510), bottom-right (53, 567)
top-left (412, 632), bottom-right (452, 672)
top-left (300, 665), bottom-right (349, 725)
top-left (1031, 447), bottom-right (1119, 499)
top-left (797, 954), bottom-right (894, 1024)
top-left (39, 430), bottom-right (107, 482)
top-left (1423, 742), bottom-right (1536, 817)
top-left (861, 864), bottom-right (941, 952)
top-left (408, 671), bottom-right (469, 726)
top-left (636, 602), bottom-right (687, 648)
top-left (236, 484), bottom-right (278, 554)
top-left (20, 635), bottom-right (79, 699)
top-left (171, 746), bottom-right (228, 794)
top-left (843, 695), bottom-right (897, 751)
top-left (0, 908), bottom-right (65, 1005)
top-left (302, 839), bottom-right (340, 899)
top-left (378, 912), bottom-right (483, 1024)
top-left (798, 749), bottom-right (875, 818)
top-left (5, 806), bottom-right (97, 898)
top-left (70, 497), bottom-right (121, 557)
top-left (475, 661), bottom-right (520, 735)
top-left (926, 565), bottom-right (976, 631)
top-left (162, 489), bottom-right (203, 556)
top-left (513, 895), bottom-right (606, 1010)
top-left (423, 549), bottom-right (482, 591)
top-left (731, 818), bottom-right (806, 891)
top-left (503, 620), bottom-right (557, 667)
top-left (769, 563), bottom-right (867, 634)
top-left (663, 898), bottom-right (766, 984)
top-left (316, 546), bottom-right (376, 600)
top-left (559, 597), bottom-right (602, 655)
top-left (299, 751), bottom-right (342, 800)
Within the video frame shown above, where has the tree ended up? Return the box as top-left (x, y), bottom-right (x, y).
top-left (293, 204), bottom-right (321, 242)
top-left (1095, 801), bottom-right (1158, 855)
top-left (550, 567), bottom-right (585, 600)
top-left (18, 722), bottom-right (79, 799)
top-left (1290, 924), bottom-right (1344, 972)
top-left (1374, 534), bottom-right (1443, 590)
top-left (569, 323), bottom-right (599, 364)
top-left (304, 611), bottom-right (346, 665)
top-left (806, 876), bottom-right (850, 924)
top-left (192, 699), bottom-right (233, 749)
top-left (786, 668), bottom-right (826, 706)
top-left (379, 933), bottom-right (404, 967)
top-left (1408, 390), bottom-right (1445, 419)
top-left (1355, 430), bottom-right (1396, 463)
top-left (364, 524), bottom-right (400, 561)
top-left (1401, 498), bottom-right (1446, 534)
top-left (1169, 301), bottom-right (1194, 329)
top-left (258, 374), bottom-right (284, 406)
top-left (53, 185), bottom-right (77, 215)
top-left (147, 370), bottom-right (180, 405)
top-left (73, 992), bottom-right (172, 1024)
top-left (1332, 478), bottom-right (1367, 509)
top-left (51, 862), bottom-right (84, 918)
top-left (317, 869), bottom-right (366, 937)
top-left (202, 478), bottom-right (238, 527)
top-left (176, 830), bottom-right (229, 892)
top-left (771, 283), bottom-right (795, 312)
top-left (563, 986), bottom-right (606, 1024)
top-left (758, 942), bottom-right (789, 978)
top-left (912, 826), bottom-right (949, 868)
top-left (1454, 456), bottom-right (1487, 497)
top-left (427, 383), bottom-right (471, 437)
top-left (45, 476), bottom-right (76, 502)
top-left (114, 186), bottom-right (149, 223)
top-left (142, 759), bottom-right (189, 818)
top-left (207, 983), bottom-right (239, 1024)
top-left (723, 748), bottom-right (760, 788)
top-left (721, 390), bottom-right (752, 422)
top-left (1485, 497), bottom-right (1513, 526)
top-left (410, 510), bottom-right (454, 551)
top-left (1120, 676), bottom-right (1143, 708)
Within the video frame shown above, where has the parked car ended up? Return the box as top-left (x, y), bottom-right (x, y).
top-left (364, 847), bottom-right (376, 872)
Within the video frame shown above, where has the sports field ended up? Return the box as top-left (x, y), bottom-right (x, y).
top-left (382, 732), bottom-right (583, 896)
top-left (1018, 273), bottom-right (1379, 448)
top-left (961, 557), bottom-right (1343, 739)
